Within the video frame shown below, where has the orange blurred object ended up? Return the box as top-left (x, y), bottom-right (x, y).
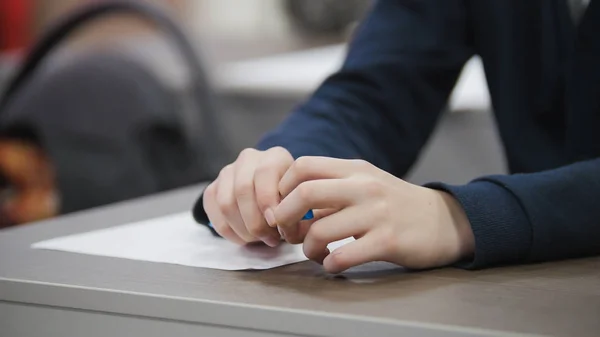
top-left (0, 139), bottom-right (58, 227)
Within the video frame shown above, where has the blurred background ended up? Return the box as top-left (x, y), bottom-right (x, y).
top-left (0, 0), bottom-right (505, 227)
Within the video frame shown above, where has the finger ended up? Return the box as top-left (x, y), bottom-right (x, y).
top-left (274, 179), bottom-right (357, 228)
top-left (202, 182), bottom-right (245, 245)
top-left (302, 206), bottom-right (369, 263)
top-left (283, 208), bottom-right (339, 245)
top-left (312, 208), bottom-right (339, 219)
top-left (216, 165), bottom-right (256, 243)
top-left (323, 233), bottom-right (388, 274)
top-left (253, 146), bottom-right (294, 226)
top-left (279, 157), bottom-right (372, 198)
top-left (234, 149), bottom-right (280, 247)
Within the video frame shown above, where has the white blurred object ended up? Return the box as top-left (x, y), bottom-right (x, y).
top-left (215, 44), bottom-right (491, 112)
top-left (449, 56), bottom-right (490, 112)
top-left (216, 45), bottom-right (343, 95)
top-left (186, 0), bottom-right (292, 39)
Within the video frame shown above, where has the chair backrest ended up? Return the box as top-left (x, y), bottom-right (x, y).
top-left (0, 1), bottom-right (230, 220)
top-left (0, 0), bottom-right (230, 178)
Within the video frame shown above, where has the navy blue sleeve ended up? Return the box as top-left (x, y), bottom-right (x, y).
top-left (257, 0), bottom-right (474, 176)
top-left (427, 158), bottom-right (600, 269)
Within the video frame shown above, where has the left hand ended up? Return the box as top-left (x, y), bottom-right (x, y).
top-left (272, 157), bottom-right (475, 273)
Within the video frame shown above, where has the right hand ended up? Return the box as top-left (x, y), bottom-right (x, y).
top-left (202, 147), bottom-right (294, 247)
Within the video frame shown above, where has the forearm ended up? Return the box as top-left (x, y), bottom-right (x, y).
top-left (428, 158), bottom-right (600, 269)
top-left (258, 0), bottom-right (473, 176)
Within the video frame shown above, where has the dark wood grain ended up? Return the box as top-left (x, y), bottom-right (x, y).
top-left (1, 185), bottom-right (599, 337)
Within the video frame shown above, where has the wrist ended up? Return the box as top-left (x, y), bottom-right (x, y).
top-left (439, 191), bottom-right (475, 261)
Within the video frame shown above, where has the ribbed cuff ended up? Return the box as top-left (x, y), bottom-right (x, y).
top-left (426, 180), bottom-right (533, 269)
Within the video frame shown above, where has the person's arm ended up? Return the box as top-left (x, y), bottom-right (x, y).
top-left (257, 0), bottom-right (474, 176)
top-left (427, 158), bottom-right (600, 269)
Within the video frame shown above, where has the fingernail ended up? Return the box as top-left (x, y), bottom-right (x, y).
top-left (278, 226), bottom-right (286, 239)
top-left (264, 208), bottom-right (277, 227)
top-left (262, 236), bottom-right (280, 248)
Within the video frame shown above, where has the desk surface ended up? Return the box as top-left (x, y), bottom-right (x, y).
top-left (1, 185), bottom-right (599, 337)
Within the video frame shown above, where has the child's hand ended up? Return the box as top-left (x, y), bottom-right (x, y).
top-left (202, 147), bottom-right (294, 247)
top-left (273, 157), bottom-right (475, 273)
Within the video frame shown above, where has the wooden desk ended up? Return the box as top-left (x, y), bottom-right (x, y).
top-left (1, 185), bottom-right (599, 337)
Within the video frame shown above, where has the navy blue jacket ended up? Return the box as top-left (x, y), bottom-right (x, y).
top-left (195, 0), bottom-right (600, 269)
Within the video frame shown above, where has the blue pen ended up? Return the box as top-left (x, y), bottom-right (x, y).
top-left (208, 209), bottom-right (314, 229)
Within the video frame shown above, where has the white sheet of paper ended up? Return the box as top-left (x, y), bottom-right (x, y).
top-left (31, 212), bottom-right (353, 271)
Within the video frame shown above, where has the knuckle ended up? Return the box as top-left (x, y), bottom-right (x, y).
top-left (296, 182), bottom-right (314, 202)
top-left (247, 228), bottom-right (261, 238)
top-left (327, 250), bottom-right (345, 266)
top-left (254, 174), bottom-right (278, 211)
top-left (254, 161), bottom-right (272, 175)
top-left (286, 235), bottom-right (303, 245)
top-left (293, 156), bottom-right (313, 176)
top-left (268, 146), bottom-right (292, 159)
top-left (281, 226), bottom-right (303, 245)
top-left (379, 228), bottom-right (400, 255)
top-left (351, 159), bottom-right (373, 171)
top-left (217, 194), bottom-right (237, 216)
top-left (237, 148), bottom-right (257, 161)
top-left (255, 191), bottom-right (275, 213)
top-left (358, 176), bottom-right (385, 198)
top-left (364, 182), bottom-right (383, 198)
top-left (303, 225), bottom-right (327, 257)
top-left (372, 200), bottom-right (391, 221)
top-left (234, 180), bottom-right (254, 199)
top-left (307, 223), bottom-right (328, 242)
top-left (303, 244), bottom-right (320, 260)
top-left (214, 222), bottom-right (234, 237)
top-left (247, 222), bottom-right (267, 237)
top-left (289, 237), bottom-right (303, 245)
top-left (203, 183), bottom-right (216, 199)
top-left (254, 162), bottom-right (277, 182)
top-left (219, 164), bottom-right (234, 178)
